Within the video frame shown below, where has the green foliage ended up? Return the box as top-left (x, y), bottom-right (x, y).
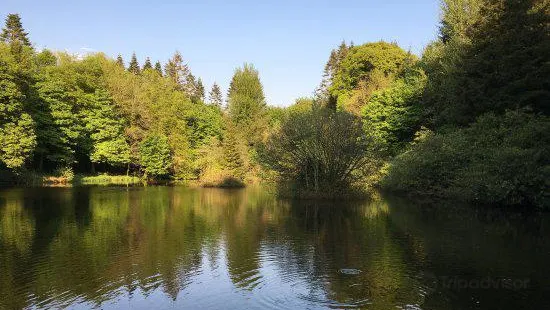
top-left (184, 74), bottom-right (197, 99)
top-left (463, 0), bottom-right (549, 115)
top-left (316, 41), bottom-right (351, 109)
top-left (185, 103), bottom-right (224, 148)
top-left (383, 111), bottom-right (550, 208)
top-left (439, 0), bottom-right (483, 43)
top-left (424, 0), bottom-right (550, 127)
top-left (329, 42), bottom-right (411, 114)
top-left (261, 104), bottom-right (374, 197)
top-left (362, 67), bottom-right (427, 155)
top-left (75, 174), bottom-right (141, 185)
top-left (208, 82), bottom-right (223, 107)
top-left (192, 135), bottom-right (245, 187)
top-left (265, 105), bottom-right (286, 130)
top-left (1, 7), bottom-right (547, 209)
top-left (142, 57), bottom-right (152, 71)
top-left (115, 54), bottom-right (124, 67)
top-left (288, 97), bottom-right (314, 114)
top-left (164, 51), bottom-right (191, 92)
top-left (35, 53), bottom-right (117, 167)
top-left (139, 134), bottom-right (172, 177)
top-left (196, 77), bottom-right (205, 101)
top-left (0, 14), bottom-right (244, 183)
top-left (154, 61), bottom-right (163, 75)
top-left (223, 123), bottom-right (245, 180)
top-left (0, 114), bottom-right (36, 169)
top-left (378, 0), bottom-right (550, 208)
top-left (34, 62), bottom-right (80, 165)
top-left (85, 90), bottom-right (130, 166)
top-left (53, 165), bottom-right (74, 182)
top-left (221, 64), bottom-right (270, 183)
top-left (103, 56), bottom-right (219, 179)
top-left (0, 43), bottom-right (36, 169)
top-left (227, 63), bottom-right (267, 144)
top-left (0, 14), bottom-right (31, 46)
top-left (128, 52), bottom-right (140, 74)
top-left (16, 46), bottom-right (218, 178)
top-left (35, 49), bottom-right (56, 67)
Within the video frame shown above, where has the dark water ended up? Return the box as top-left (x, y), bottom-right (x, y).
top-left (0, 187), bottom-right (549, 310)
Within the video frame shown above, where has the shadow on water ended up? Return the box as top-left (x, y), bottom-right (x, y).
top-left (0, 186), bottom-right (549, 309)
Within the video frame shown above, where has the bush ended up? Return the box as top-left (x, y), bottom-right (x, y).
top-left (260, 105), bottom-right (376, 198)
top-left (382, 111), bottom-right (550, 208)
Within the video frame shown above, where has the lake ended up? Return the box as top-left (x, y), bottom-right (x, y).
top-left (0, 186), bottom-right (548, 309)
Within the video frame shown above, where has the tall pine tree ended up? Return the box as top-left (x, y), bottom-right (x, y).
top-left (208, 82), bottom-right (223, 107)
top-left (196, 78), bottom-right (205, 102)
top-left (0, 14), bottom-right (31, 46)
top-left (154, 61), bottom-right (163, 75)
top-left (439, 0), bottom-right (482, 43)
top-left (116, 54), bottom-right (124, 67)
top-left (227, 63), bottom-right (266, 145)
top-left (164, 51), bottom-right (190, 90)
top-left (142, 57), bottom-right (152, 71)
top-left (427, 0), bottom-right (550, 126)
top-left (128, 52), bottom-right (140, 74)
top-left (460, 0), bottom-right (549, 117)
top-left (184, 73), bottom-right (201, 102)
top-left (223, 122), bottom-right (245, 180)
top-left (315, 40), bottom-right (350, 109)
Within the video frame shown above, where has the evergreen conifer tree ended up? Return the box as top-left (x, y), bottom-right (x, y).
top-left (142, 57), bottom-right (152, 71)
top-left (116, 54), bottom-right (124, 67)
top-left (227, 63), bottom-right (267, 145)
top-left (208, 83), bottom-right (223, 107)
top-left (154, 61), bottom-right (163, 75)
top-left (128, 52), bottom-right (140, 74)
top-left (185, 73), bottom-right (197, 99)
top-left (315, 41), bottom-right (349, 109)
top-left (164, 51), bottom-right (190, 90)
top-left (0, 14), bottom-right (31, 46)
top-left (196, 78), bottom-right (205, 101)
top-left (223, 124), bottom-right (244, 179)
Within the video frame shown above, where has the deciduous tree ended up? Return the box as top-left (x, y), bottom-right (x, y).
top-left (0, 44), bottom-right (36, 168)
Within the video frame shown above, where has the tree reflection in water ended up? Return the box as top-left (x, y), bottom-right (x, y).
top-left (1, 187), bottom-right (549, 309)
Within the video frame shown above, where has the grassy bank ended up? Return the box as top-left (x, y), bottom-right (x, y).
top-left (1, 168), bottom-right (251, 188)
top-left (2, 171), bottom-right (143, 187)
top-left (74, 174), bottom-right (142, 186)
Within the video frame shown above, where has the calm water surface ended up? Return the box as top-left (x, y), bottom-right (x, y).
top-left (0, 186), bottom-right (549, 309)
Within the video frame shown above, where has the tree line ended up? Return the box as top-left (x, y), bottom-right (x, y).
top-left (0, 13), bottom-right (248, 184)
top-left (1, 0), bottom-right (548, 208)
top-left (262, 0), bottom-right (549, 207)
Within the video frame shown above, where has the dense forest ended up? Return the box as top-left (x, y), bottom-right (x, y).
top-left (0, 0), bottom-right (548, 208)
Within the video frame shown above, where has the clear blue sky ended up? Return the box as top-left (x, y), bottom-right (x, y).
top-left (2, 0), bottom-right (440, 106)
